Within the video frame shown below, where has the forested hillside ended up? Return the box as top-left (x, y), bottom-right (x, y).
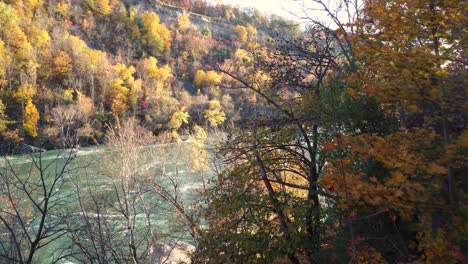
top-left (0, 0), bottom-right (466, 263)
top-left (0, 0), bottom-right (296, 152)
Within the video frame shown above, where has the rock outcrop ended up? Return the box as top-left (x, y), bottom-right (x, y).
top-left (150, 240), bottom-right (195, 264)
top-left (15, 143), bottom-right (46, 154)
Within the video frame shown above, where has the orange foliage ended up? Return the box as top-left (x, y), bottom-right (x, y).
top-left (322, 130), bottom-right (445, 219)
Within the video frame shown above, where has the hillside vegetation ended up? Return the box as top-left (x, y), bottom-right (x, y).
top-left (0, 0), bottom-right (295, 152)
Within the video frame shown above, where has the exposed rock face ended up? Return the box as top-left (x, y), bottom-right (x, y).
top-left (150, 240), bottom-right (195, 264)
top-left (145, 1), bottom-right (234, 37)
top-left (15, 143), bottom-right (46, 154)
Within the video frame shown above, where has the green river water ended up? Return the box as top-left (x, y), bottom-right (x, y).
top-left (0, 142), bottom-right (208, 263)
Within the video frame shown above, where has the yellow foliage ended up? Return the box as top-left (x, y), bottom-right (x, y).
top-left (156, 64), bottom-right (173, 82)
top-left (0, 39), bottom-right (6, 79)
top-left (194, 70), bottom-right (205, 87)
top-left (113, 63), bottom-right (136, 81)
top-left (66, 34), bottom-right (87, 54)
top-left (93, 0), bottom-right (112, 15)
top-left (85, 49), bottom-right (105, 69)
top-left (178, 13), bottom-right (190, 31)
top-left (351, 0), bottom-right (464, 114)
top-left (246, 24), bottom-right (257, 41)
top-left (111, 96), bottom-right (128, 114)
top-left (54, 1), bottom-right (69, 18)
top-left (139, 56), bottom-right (159, 78)
top-left (23, 99), bottom-right (39, 137)
top-left (0, 99), bottom-right (6, 132)
top-left (140, 11), bottom-right (172, 54)
top-left (234, 24), bottom-right (257, 46)
top-left (204, 99), bottom-right (225, 127)
top-left (109, 63), bottom-right (138, 114)
top-left (234, 25), bottom-right (247, 43)
top-left (168, 108), bottom-right (189, 130)
top-left (188, 125), bottom-right (208, 172)
top-left (0, 2), bottom-right (19, 28)
top-left (194, 70), bottom-right (221, 88)
top-left (63, 88), bottom-right (74, 102)
top-left (2, 25), bottom-right (34, 74)
top-left (27, 26), bottom-right (50, 49)
top-left (139, 57), bottom-right (173, 97)
top-left (204, 71), bottom-right (222, 86)
top-left (141, 10), bottom-right (160, 25)
top-left (54, 51), bottom-right (73, 77)
top-left (21, 0), bottom-right (43, 17)
top-left (14, 83), bottom-right (35, 102)
top-left (234, 48), bottom-right (251, 64)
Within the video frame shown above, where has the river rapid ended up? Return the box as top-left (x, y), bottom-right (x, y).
top-left (0, 142), bottom-right (210, 263)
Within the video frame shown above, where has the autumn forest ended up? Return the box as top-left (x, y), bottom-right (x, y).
top-left (0, 0), bottom-right (466, 263)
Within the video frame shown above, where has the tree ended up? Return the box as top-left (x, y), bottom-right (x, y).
top-left (320, 0), bottom-right (467, 261)
top-left (195, 33), bottom-right (326, 262)
top-left (50, 96), bottom-right (94, 147)
top-left (0, 39), bottom-right (8, 84)
top-left (63, 118), bottom-right (204, 263)
top-left (103, 117), bottom-right (152, 263)
top-left (93, 0), bottom-right (112, 15)
top-left (194, 70), bottom-right (222, 98)
top-left (140, 11), bottom-right (172, 56)
top-left (194, 70), bottom-right (221, 88)
top-left (83, 0), bottom-right (112, 16)
top-left (84, 49), bottom-right (107, 106)
top-left (137, 56), bottom-right (173, 99)
top-left (204, 99), bottom-right (225, 128)
top-left (167, 108), bottom-right (189, 131)
top-left (0, 150), bottom-right (77, 263)
top-left (13, 83), bottom-right (39, 138)
top-left (23, 99), bottom-right (39, 138)
top-left (55, 119), bottom-right (148, 263)
top-left (60, 117), bottom-right (158, 263)
top-left (108, 63), bottom-right (141, 115)
top-left (145, 95), bottom-right (180, 132)
top-left (53, 51), bottom-right (73, 80)
top-left (26, 26), bottom-right (50, 52)
top-left (0, 100), bottom-right (7, 133)
top-left (233, 25), bottom-right (248, 44)
top-left (193, 1), bottom-right (395, 261)
top-left (178, 13), bottom-right (191, 31)
top-left (0, 2), bottom-right (36, 85)
top-left (233, 24), bottom-right (257, 48)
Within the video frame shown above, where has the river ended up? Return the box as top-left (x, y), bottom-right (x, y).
top-left (0, 142), bottom-right (210, 263)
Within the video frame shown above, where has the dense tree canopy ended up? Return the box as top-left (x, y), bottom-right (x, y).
top-left (194, 0), bottom-right (467, 263)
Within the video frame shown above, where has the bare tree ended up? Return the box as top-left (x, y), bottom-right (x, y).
top-left (63, 166), bottom-right (126, 264)
top-left (63, 118), bottom-right (206, 264)
top-left (0, 149), bottom-right (77, 263)
top-left (194, 2), bottom-right (364, 262)
top-left (50, 97), bottom-right (93, 148)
